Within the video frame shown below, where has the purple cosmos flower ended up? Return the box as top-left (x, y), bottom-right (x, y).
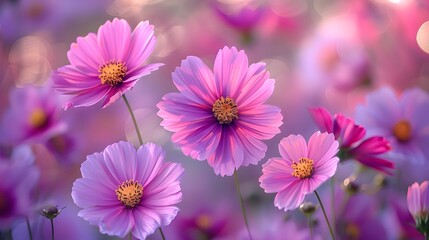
top-left (309, 107), bottom-right (394, 174)
top-left (52, 18), bottom-right (163, 110)
top-left (259, 131), bottom-right (339, 211)
top-left (0, 85), bottom-right (66, 146)
top-left (355, 87), bottom-right (429, 165)
top-left (0, 145), bottom-right (39, 230)
top-left (157, 46), bottom-right (283, 176)
top-left (407, 181), bottom-right (429, 222)
top-left (71, 141), bottom-right (184, 239)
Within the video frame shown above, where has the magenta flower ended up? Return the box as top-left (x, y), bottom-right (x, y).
top-left (71, 141), bottom-right (184, 239)
top-left (0, 85), bottom-right (66, 146)
top-left (407, 181), bottom-right (429, 221)
top-left (259, 131), bottom-right (339, 211)
top-left (309, 107), bottom-right (394, 174)
top-left (157, 46), bottom-right (283, 176)
top-left (52, 18), bottom-right (162, 109)
top-left (355, 87), bottom-right (429, 164)
top-left (0, 145), bottom-right (39, 230)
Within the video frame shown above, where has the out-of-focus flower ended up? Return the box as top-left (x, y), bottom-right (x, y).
top-left (0, 85), bottom-right (66, 146)
top-left (259, 131), bottom-right (339, 211)
top-left (355, 87), bottom-right (429, 165)
top-left (298, 16), bottom-right (370, 93)
top-left (309, 107), bottom-right (394, 174)
top-left (52, 18), bottom-right (163, 110)
top-left (0, 145), bottom-right (39, 230)
top-left (157, 46), bottom-right (282, 177)
top-left (71, 141), bottom-right (184, 239)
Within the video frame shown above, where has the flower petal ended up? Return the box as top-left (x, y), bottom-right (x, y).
top-left (97, 18), bottom-right (131, 62)
top-left (260, 157), bottom-right (295, 193)
top-left (309, 107), bottom-right (334, 133)
top-left (307, 131), bottom-right (339, 168)
top-left (67, 33), bottom-right (103, 75)
top-left (274, 180), bottom-right (306, 211)
top-left (126, 21), bottom-right (157, 71)
top-left (278, 135), bottom-right (308, 165)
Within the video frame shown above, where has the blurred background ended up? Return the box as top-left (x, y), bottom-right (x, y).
top-left (1, 0), bottom-right (429, 239)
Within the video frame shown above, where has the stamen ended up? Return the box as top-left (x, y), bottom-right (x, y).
top-left (392, 120), bottom-right (412, 142)
top-left (291, 157), bottom-right (314, 179)
top-left (196, 214), bottom-right (212, 229)
top-left (115, 180), bottom-right (143, 208)
top-left (28, 108), bottom-right (47, 129)
top-left (212, 96), bottom-right (238, 124)
top-left (98, 60), bottom-right (127, 86)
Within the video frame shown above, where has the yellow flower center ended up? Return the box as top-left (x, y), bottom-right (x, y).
top-left (28, 108), bottom-right (47, 129)
top-left (115, 180), bottom-right (143, 208)
top-left (212, 96), bottom-right (238, 124)
top-left (392, 120), bottom-right (412, 142)
top-left (196, 214), bottom-right (212, 229)
top-left (291, 157), bottom-right (314, 179)
top-left (98, 60), bottom-right (127, 86)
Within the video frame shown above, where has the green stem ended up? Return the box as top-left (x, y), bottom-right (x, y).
top-left (315, 191), bottom-right (335, 240)
top-left (122, 95), bottom-right (143, 145)
top-left (128, 232), bottom-right (132, 240)
top-left (308, 215), bottom-right (314, 240)
top-left (50, 219), bottom-right (54, 240)
top-left (26, 217), bottom-right (33, 240)
top-left (158, 227), bottom-right (166, 240)
top-left (233, 169), bottom-right (253, 240)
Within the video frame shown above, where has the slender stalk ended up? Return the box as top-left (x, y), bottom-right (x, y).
top-left (50, 219), bottom-right (54, 240)
top-left (128, 232), bottom-right (132, 240)
top-left (122, 95), bottom-right (143, 145)
top-left (315, 191), bottom-right (335, 240)
top-left (308, 215), bottom-right (314, 240)
top-left (26, 217), bottom-right (33, 240)
top-left (158, 228), bottom-right (166, 240)
top-left (425, 232), bottom-right (428, 240)
top-left (233, 169), bottom-right (253, 240)
top-left (330, 177), bottom-right (336, 235)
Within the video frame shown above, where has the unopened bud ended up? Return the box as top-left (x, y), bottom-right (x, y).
top-left (41, 205), bottom-right (64, 220)
top-left (343, 178), bottom-right (360, 194)
top-left (299, 202), bottom-right (317, 215)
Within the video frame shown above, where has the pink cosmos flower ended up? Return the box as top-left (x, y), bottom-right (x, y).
top-left (0, 85), bottom-right (66, 146)
top-left (407, 181), bottom-right (429, 221)
top-left (355, 87), bottom-right (429, 165)
top-left (157, 46), bottom-right (283, 176)
top-left (52, 18), bottom-right (162, 109)
top-left (71, 141), bottom-right (184, 239)
top-left (259, 131), bottom-right (339, 211)
top-left (309, 107), bottom-right (394, 174)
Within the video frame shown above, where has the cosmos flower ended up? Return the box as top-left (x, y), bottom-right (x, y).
top-left (52, 18), bottom-right (163, 110)
top-left (157, 46), bottom-right (283, 176)
top-left (259, 131), bottom-right (339, 211)
top-left (309, 107), bottom-right (394, 174)
top-left (71, 141), bottom-right (184, 239)
top-left (0, 85), bottom-right (67, 146)
top-left (355, 87), bottom-right (429, 165)
top-left (0, 145), bottom-right (39, 230)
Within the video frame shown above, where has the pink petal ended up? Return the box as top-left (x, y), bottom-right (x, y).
top-left (97, 18), bottom-right (131, 62)
top-left (407, 182), bottom-right (421, 217)
top-left (274, 180), bottom-right (306, 211)
top-left (132, 208), bottom-right (163, 239)
top-left (334, 114), bottom-right (365, 147)
top-left (99, 207), bottom-right (134, 238)
top-left (420, 181), bottom-right (429, 213)
top-left (77, 205), bottom-right (122, 226)
top-left (278, 134), bottom-right (308, 165)
top-left (234, 127), bottom-right (267, 166)
top-left (213, 46), bottom-right (249, 98)
top-left (260, 157), bottom-right (295, 193)
top-left (135, 143), bottom-right (166, 186)
top-left (126, 21), bottom-right (157, 71)
top-left (52, 66), bottom-right (101, 93)
top-left (308, 107), bottom-right (334, 133)
top-left (172, 56), bottom-right (218, 106)
top-left (235, 62), bottom-right (274, 107)
top-left (307, 131), bottom-right (339, 168)
top-left (63, 85), bottom-right (110, 110)
top-left (72, 178), bottom-right (118, 208)
top-left (350, 136), bottom-right (391, 155)
top-left (354, 155), bottom-right (394, 174)
top-left (100, 141), bottom-right (139, 184)
top-left (238, 105), bottom-right (283, 140)
top-left (67, 33), bottom-right (103, 75)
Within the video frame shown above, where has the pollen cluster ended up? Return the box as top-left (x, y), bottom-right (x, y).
top-left (98, 60), bottom-right (127, 86)
top-left (212, 96), bottom-right (238, 124)
top-left (291, 157), bottom-right (314, 179)
top-left (392, 120), bottom-right (412, 142)
top-left (28, 108), bottom-right (48, 129)
top-left (115, 180), bottom-right (143, 208)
